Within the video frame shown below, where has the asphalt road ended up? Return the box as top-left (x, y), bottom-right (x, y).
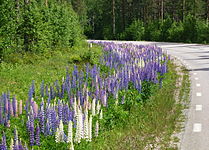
top-left (89, 40), bottom-right (209, 150)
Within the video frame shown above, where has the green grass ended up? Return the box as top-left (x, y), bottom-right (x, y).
top-left (0, 42), bottom-right (102, 100)
top-left (75, 62), bottom-right (190, 150)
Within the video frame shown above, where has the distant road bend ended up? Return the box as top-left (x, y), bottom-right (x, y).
top-left (88, 40), bottom-right (209, 150)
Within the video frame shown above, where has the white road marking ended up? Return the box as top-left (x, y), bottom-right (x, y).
top-left (196, 84), bottom-right (200, 87)
top-left (193, 73), bottom-right (197, 75)
top-left (195, 105), bottom-right (202, 111)
top-left (193, 123), bottom-right (202, 132)
top-left (196, 92), bottom-right (202, 97)
top-left (195, 77), bottom-right (199, 80)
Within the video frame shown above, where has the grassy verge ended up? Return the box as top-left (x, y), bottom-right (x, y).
top-left (77, 61), bottom-right (190, 150)
top-left (0, 42), bottom-right (102, 100)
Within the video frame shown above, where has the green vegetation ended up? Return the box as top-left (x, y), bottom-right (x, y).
top-left (0, 0), bottom-right (82, 60)
top-left (75, 62), bottom-right (190, 150)
top-left (82, 0), bottom-right (209, 43)
top-left (0, 42), bottom-right (102, 100)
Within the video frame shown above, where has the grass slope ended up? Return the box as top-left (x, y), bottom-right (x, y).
top-left (78, 62), bottom-right (190, 150)
top-left (0, 42), bottom-right (102, 100)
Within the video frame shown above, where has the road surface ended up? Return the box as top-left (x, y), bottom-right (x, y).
top-left (89, 40), bottom-right (209, 150)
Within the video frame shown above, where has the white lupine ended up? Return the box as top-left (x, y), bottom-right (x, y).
top-left (75, 107), bottom-right (83, 143)
top-left (99, 109), bottom-right (103, 120)
top-left (115, 92), bottom-right (119, 105)
top-left (96, 101), bottom-right (101, 115)
top-left (88, 115), bottom-right (92, 142)
top-left (55, 128), bottom-right (60, 143)
top-left (83, 108), bottom-right (89, 139)
top-left (10, 138), bottom-right (14, 150)
top-left (67, 121), bottom-right (73, 143)
top-left (55, 120), bottom-right (65, 143)
top-left (95, 75), bottom-right (98, 84)
top-left (69, 142), bottom-right (74, 150)
top-left (59, 120), bottom-right (65, 142)
top-left (79, 107), bottom-right (84, 139)
top-left (95, 120), bottom-right (99, 137)
top-left (62, 76), bottom-right (65, 83)
top-left (103, 91), bottom-right (107, 107)
top-left (92, 98), bottom-right (96, 116)
top-left (15, 129), bottom-right (19, 147)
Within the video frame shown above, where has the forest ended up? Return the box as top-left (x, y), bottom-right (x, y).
top-left (82, 0), bottom-right (209, 43)
top-left (0, 0), bottom-right (208, 60)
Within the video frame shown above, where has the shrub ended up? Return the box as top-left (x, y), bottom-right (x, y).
top-left (122, 20), bottom-right (145, 41)
top-left (0, 0), bottom-right (82, 58)
top-left (196, 20), bottom-right (209, 44)
top-left (168, 22), bottom-right (184, 42)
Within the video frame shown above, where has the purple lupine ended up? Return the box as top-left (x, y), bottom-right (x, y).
top-left (58, 100), bottom-right (63, 121)
top-left (40, 81), bottom-right (45, 98)
top-left (12, 96), bottom-right (17, 117)
top-left (35, 125), bottom-right (40, 146)
top-left (45, 120), bottom-right (50, 135)
top-left (45, 85), bottom-right (49, 97)
top-left (51, 109), bottom-right (57, 133)
top-left (0, 102), bottom-right (2, 124)
top-left (55, 80), bottom-right (60, 97)
top-left (1, 132), bottom-right (7, 150)
top-left (29, 121), bottom-right (35, 146)
top-left (18, 140), bottom-right (24, 150)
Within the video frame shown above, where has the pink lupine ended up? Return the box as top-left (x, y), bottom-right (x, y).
top-left (10, 102), bottom-right (14, 117)
top-left (19, 100), bottom-right (22, 115)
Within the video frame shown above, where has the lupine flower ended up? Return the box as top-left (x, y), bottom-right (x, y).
top-left (10, 100), bottom-right (14, 117)
top-left (99, 109), bottom-right (103, 120)
top-left (10, 138), bottom-right (14, 150)
top-left (67, 121), bottom-right (73, 143)
top-left (88, 115), bottom-right (92, 142)
top-left (95, 120), bottom-right (99, 137)
top-left (35, 125), bottom-right (40, 146)
top-left (12, 96), bottom-right (17, 117)
top-left (19, 100), bottom-right (22, 115)
top-left (0, 104), bottom-right (2, 124)
top-left (55, 120), bottom-right (65, 143)
top-left (24, 142), bottom-right (28, 150)
top-left (18, 139), bottom-right (24, 149)
top-left (0, 132), bottom-right (7, 150)
top-left (74, 107), bottom-right (83, 143)
top-left (14, 127), bottom-right (19, 147)
top-left (40, 81), bottom-right (45, 98)
top-left (91, 98), bottom-right (96, 116)
top-left (29, 121), bottom-right (35, 146)
top-left (96, 101), bottom-right (101, 115)
top-left (83, 108), bottom-right (89, 139)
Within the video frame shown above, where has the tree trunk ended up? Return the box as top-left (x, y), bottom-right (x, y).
top-left (161, 0), bottom-right (164, 20)
top-left (182, 0), bottom-right (185, 21)
top-left (112, 0), bottom-right (116, 38)
top-left (207, 0), bottom-right (209, 23)
top-left (122, 0), bottom-right (126, 30)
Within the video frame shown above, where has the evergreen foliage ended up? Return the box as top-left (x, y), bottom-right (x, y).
top-left (0, 0), bottom-right (82, 60)
top-left (82, 0), bottom-right (209, 44)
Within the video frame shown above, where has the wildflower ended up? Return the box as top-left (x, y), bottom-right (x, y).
top-left (35, 125), bottom-right (40, 146)
top-left (92, 98), bottom-right (96, 116)
top-left (88, 115), bottom-right (92, 142)
top-left (95, 120), bottom-right (99, 137)
top-left (67, 121), bottom-right (73, 143)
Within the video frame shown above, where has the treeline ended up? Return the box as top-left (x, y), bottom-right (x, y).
top-left (0, 0), bottom-right (82, 59)
top-left (72, 0), bottom-right (209, 43)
